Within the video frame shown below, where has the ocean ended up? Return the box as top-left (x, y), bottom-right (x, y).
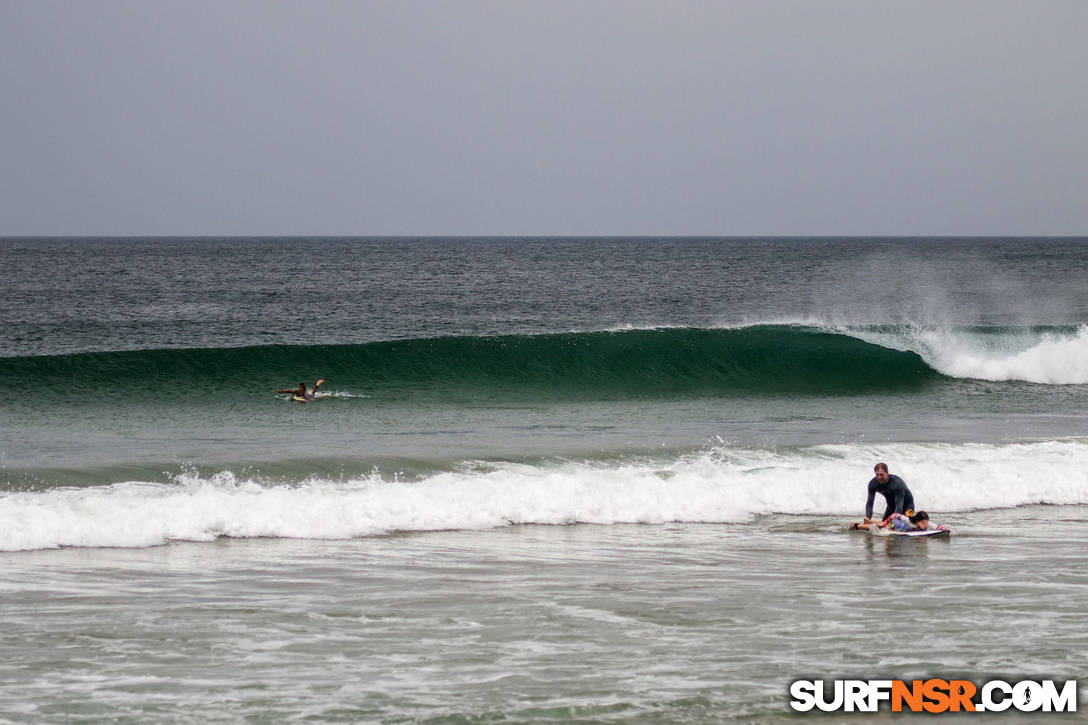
top-left (1, 237), bottom-right (1086, 722)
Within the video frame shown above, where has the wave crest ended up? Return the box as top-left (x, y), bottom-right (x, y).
top-left (0, 327), bottom-right (938, 400)
top-left (5, 324), bottom-right (1084, 404)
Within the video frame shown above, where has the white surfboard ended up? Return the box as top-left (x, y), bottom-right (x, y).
top-left (871, 526), bottom-right (950, 538)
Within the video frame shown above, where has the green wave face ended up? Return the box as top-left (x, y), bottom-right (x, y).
top-left (0, 326), bottom-right (941, 403)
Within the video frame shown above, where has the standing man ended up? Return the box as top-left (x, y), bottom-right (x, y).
top-left (865, 462), bottom-right (915, 521)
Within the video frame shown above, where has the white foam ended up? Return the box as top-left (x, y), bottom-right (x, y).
top-left (928, 326), bottom-right (1088, 384)
top-left (3, 440), bottom-right (1087, 551)
top-left (845, 324), bottom-right (1088, 385)
top-left (719, 319), bottom-right (1088, 385)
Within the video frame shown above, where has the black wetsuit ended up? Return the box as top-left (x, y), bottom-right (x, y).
top-left (865, 474), bottom-right (915, 520)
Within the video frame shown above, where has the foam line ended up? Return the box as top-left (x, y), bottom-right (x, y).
top-left (3, 440), bottom-right (1086, 551)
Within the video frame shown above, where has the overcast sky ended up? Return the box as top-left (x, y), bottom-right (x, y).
top-left (1, 0), bottom-right (1086, 236)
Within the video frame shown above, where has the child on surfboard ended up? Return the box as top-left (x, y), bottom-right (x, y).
top-left (850, 510), bottom-right (943, 532)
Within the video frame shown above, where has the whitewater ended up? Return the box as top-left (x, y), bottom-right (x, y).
top-left (5, 439), bottom-right (1087, 552)
top-left (838, 322), bottom-right (1088, 384)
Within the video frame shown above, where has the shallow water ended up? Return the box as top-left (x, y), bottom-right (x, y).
top-left (3, 507), bottom-right (1084, 722)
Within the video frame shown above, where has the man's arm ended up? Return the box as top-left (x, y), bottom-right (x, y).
top-left (864, 480), bottom-right (877, 519)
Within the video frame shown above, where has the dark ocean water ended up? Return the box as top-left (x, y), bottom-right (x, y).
top-left (1, 238), bottom-right (1086, 721)
top-left (5, 237), bottom-right (1088, 358)
top-left (3, 237), bottom-right (1088, 485)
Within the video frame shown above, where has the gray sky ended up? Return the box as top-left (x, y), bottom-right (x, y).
top-left (2, 0), bottom-right (1086, 236)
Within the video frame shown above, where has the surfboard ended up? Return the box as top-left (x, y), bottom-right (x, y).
top-left (871, 526), bottom-right (950, 538)
top-left (291, 395), bottom-right (308, 403)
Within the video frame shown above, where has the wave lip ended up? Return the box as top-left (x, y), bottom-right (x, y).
top-left (3, 440), bottom-right (1086, 552)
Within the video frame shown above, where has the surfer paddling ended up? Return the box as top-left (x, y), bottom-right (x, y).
top-left (277, 380), bottom-right (324, 400)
